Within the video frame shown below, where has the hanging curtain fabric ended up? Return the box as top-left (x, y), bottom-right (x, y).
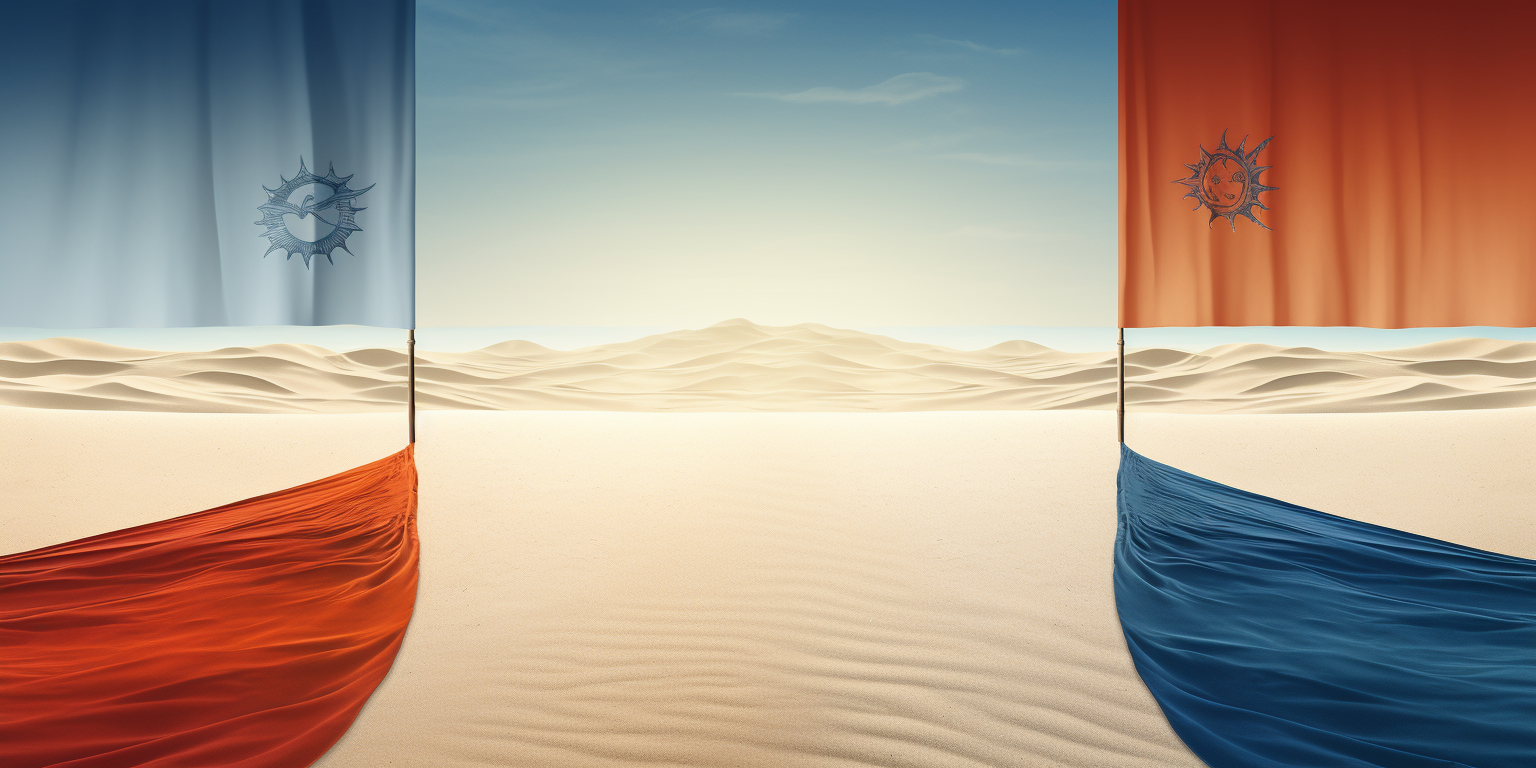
top-left (1118, 1), bottom-right (1536, 765)
top-left (0, 0), bottom-right (414, 328)
top-left (1120, 0), bottom-right (1536, 329)
top-left (0, 448), bottom-right (419, 768)
top-left (0, 3), bottom-right (418, 766)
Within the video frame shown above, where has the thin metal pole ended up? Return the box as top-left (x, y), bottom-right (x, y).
top-left (407, 329), bottom-right (416, 444)
top-left (1117, 327), bottom-right (1125, 444)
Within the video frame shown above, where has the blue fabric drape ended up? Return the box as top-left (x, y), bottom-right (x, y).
top-left (1116, 446), bottom-right (1536, 768)
top-left (0, 0), bottom-right (414, 328)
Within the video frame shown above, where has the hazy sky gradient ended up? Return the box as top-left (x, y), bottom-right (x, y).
top-left (416, 1), bottom-right (1116, 328)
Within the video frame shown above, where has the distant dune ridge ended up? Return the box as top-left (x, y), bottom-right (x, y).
top-left (1, 319), bottom-right (1534, 413)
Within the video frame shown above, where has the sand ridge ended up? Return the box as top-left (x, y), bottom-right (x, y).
top-left (2, 319), bottom-right (1534, 413)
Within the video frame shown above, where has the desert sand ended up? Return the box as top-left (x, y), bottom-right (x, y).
top-left (4, 319), bottom-right (1536, 413)
top-left (4, 404), bottom-right (1533, 767)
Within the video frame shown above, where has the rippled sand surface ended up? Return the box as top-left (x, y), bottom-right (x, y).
top-left (3, 319), bottom-right (1534, 413)
top-left (0, 409), bottom-right (1190, 767)
top-left (6, 407), bottom-right (1531, 767)
top-left (347, 411), bottom-right (1201, 768)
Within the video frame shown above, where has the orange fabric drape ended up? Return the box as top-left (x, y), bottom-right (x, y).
top-left (1120, 0), bottom-right (1536, 328)
top-left (0, 447), bottom-right (418, 768)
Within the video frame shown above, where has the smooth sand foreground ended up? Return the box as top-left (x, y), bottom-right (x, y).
top-left (3, 407), bottom-right (1533, 767)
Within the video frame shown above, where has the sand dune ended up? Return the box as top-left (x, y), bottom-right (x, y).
top-left (2, 319), bottom-right (1534, 413)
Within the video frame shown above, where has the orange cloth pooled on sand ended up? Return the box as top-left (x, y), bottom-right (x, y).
top-left (0, 447), bottom-right (418, 768)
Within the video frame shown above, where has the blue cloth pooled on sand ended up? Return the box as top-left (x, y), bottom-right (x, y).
top-left (1115, 446), bottom-right (1536, 768)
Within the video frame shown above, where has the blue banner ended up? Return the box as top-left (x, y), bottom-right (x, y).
top-left (0, 0), bottom-right (413, 328)
top-left (1116, 446), bottom-right (1536, 768)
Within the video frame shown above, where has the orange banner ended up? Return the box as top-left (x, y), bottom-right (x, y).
top-left (1121, 0), bottom-right (1536, 328)
top-left (0, 447), bottom-right (417, 768)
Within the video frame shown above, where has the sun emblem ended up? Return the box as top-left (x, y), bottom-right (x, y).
top-left (255, 158), bottom-right (374, 267)
top-left (1174, 131), bottom-right (1275, 231)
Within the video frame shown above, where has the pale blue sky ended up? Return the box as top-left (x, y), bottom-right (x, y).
top-left (415, 0), bottom-right (1118, 328)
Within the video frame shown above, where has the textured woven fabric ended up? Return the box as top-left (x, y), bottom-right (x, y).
top-left (1116, 446), bottom-right (1536, 767)
top-left (0, 447), bottom-right (418, 768)
top-left (1121, 0), bottom-right (1536, 328)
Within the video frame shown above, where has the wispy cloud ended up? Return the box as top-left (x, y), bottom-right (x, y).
top-left (419, 1), bottom-right (661, 112)
top-left (680, 8), bottom-right (793, 35)
top-left (939, 152), bottom-right (1054, 168)
top-left (918, 35), bottom-right (1022, 56)
top-left (741, 72), bottom-right (964, 105)
top-left (951, 226), bottom-right (1044, 241)
top-left (882, 133), bottom-right (974, 153)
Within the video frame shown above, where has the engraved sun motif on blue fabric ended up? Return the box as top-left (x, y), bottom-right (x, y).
top-left (255, 159), bottom-right (374, 267)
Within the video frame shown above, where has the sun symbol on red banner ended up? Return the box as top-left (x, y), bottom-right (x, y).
top-left (1174, 131), bottom-right (1275, 231)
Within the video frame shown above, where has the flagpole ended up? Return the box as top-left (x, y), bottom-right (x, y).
top-left (1117, 327), bottom-right (1125, 444)
top-left (407, 329), bottom-right (416, 444)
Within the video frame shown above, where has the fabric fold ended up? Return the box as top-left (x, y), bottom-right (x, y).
top-left (1115, 446), bottom-right (1536, 768)
top-left (0, 447), bottom-right (418, 768)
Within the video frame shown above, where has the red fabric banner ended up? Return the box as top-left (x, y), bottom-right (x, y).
top-left (0, 447), bottom-right (418, 768)
top-left (1120, 0), bottom-right (1536, 328)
